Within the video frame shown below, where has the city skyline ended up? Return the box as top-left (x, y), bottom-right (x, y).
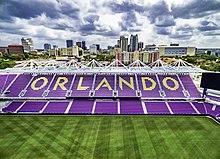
top-left (0, 0), bottom-right (220, 48)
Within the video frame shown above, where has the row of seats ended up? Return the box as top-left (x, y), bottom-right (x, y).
top-left (2, 100), bottom-right (218, 116)
top-left (0, 74), bottom-right (201, 98)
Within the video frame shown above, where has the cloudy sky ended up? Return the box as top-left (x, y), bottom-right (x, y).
top-left (0, 0), bottom-right (220, 49)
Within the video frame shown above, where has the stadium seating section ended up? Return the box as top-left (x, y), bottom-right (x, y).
top-left (0, 73), bottom-right (220, 122)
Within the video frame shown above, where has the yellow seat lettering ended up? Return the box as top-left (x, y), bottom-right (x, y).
top-left (95, 77), bottom-right (112, 90)
top-left (119, 76), bottom-right (134, 90)
top-left (142, 77), bottom-right (156, 90)
top-left (53, 77), bottom-right (68, 90)
top-left (31, 77), bottom-right (48, 90)
top-left (162, 77), bottom-right (179, 90)
top-left (77, 77), bottom-right (90, 90)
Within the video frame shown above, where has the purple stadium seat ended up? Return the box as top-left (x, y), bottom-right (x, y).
top-left (138, 75), bottom-right (160, 98)
top-left (24, 75), bottom-right (54, 97)
top-left (204, 103), bottom-right (220, 117)
top-left (168, 102), bottom-right (197, 114)
top-left (2, 101), bottom-right (23, 113)
top-left (94, 75), bottom-right (114, 97)
top-left (206, 95), bottom-right (220, 102)
top-left (7, 74), bottom-right (33, 97)
top-left (117, 75), bottom-right (137, 97)
top-left (179, 75), bottom-right (201, 98)
top-left (94, 101), bottom-right (118, 114)
top-left (158, 75), bottom-right (185, 98)
top-left (120, 99), bottom-right (143, 114)
top-left (47, 75), bottom-right (73, 97)
top-left (17, 101), bottom-right (47, 112)
top-left (68, 99), bottom-right (94, 114)
top-left (70, 75), bottom-right (93, 97)
top-left (0, 74), bottom-right (16, 94)
top-left (145, 102), bottom-right (170, 114)
top-left (43, 101), bottom-right (69, 113)
top-left (191, 102), bottom-right (206, 114)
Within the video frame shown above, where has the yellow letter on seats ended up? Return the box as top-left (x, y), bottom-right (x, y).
top-left (142, 77), bottom-right (156, 90)
top-left (77, 77), bottom-right (90, 90)
top-left (53, 77), bottom-right (68, 90)
top-left (162, 77), bottom-right (179, 90)
top-left (95, 77), bottom-right (112, 90)
top-left (31, 77), bottom-right (48, 90)
top-left (119, 76), bottom-right (134, 90)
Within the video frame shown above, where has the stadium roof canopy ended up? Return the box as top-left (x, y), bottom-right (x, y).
top-left (0, 59), bottom-right (206, 74)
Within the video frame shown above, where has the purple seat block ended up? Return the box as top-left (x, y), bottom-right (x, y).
top-left (179, 75), bottom-right (201, 98)
top-left (68, 99), bottom-right (94, 114)
top-left (0, 74), bottom-right (16, 94)
top-left (7, 74), bottom-right (33, 97)
top-left (2, 102), bottom-right (23, 113)
top-left (43, 102), bottom-right (69, 113)
top-left (204, 103), bottom-right (220, 117)
top-left (120, 99), bottom-right (143, 114)
top-left (168, 102), bottom-right (197, 114)
top-left (94, 101), bottom-right (118, 114)
top-left (71, 75), bottom-right (93, 97)
top-left (94, 75), bottom-right (114, 97)
top-left (18, 101), bottom-right (46, 112)
top-left (24, 75), bottom-right (53, 97)
top-left (145, 102), bottom-right (170, 114)
top-left (192, 102), bottom-right (206, 114)
top-left (47, 75), bottom-right (73, 97)
top-left (117, 75), bottom-right (137, 97)
top-left (138, 75), bottom-right (161, 98)
top-left (158, 75), bottom-right (185, 98)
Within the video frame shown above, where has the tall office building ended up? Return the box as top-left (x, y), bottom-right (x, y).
top-left (95, 44), bottom-right (100, 51)
top-left (76, 42), bottom-right (82, 48)
top-left (129, 34), bottom-right (138, 52)
top-left (21, 37), bottom-right (34, 52)
top-left (82, 41), bottom-right (86, 50)
top-left (90, 44), bottom-right (97, 54)
top-left (119, 36), bottom-right (128, 52)
top-left (66, 40), bottom-right (73, 48)
top-left (138, 42), bottom-right (144, 50)
top-left (44, 43), bottom-right (51, 51)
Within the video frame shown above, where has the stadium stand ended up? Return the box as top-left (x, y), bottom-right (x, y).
top-left (0, 59), bottom-right (219, 122)
top-left (68, 99), bottom-right (94, 114)
top-left (145, 102), bottom-right (171, 114)
top-left (43, 101), bottom-right (69, 113)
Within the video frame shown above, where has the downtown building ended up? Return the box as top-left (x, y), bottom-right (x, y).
top-left (21, 37), bottom-right (34, 53)
top-left (129, 34), bottom-right (138, 52)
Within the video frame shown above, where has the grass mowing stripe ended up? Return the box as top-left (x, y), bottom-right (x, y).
top-left (122, 117), bottom-right (142, 159)
top-left (93, 117), bottom-right (111, 159)
top-left (132, 117), bottom-right (156, 158)
top-left (144, 117), bottom-right (172, 158)
top-left (109, 117), bottom-right (124, 159)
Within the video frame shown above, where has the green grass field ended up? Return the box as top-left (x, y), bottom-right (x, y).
top-left (0, 115), bottom-right (219, 159)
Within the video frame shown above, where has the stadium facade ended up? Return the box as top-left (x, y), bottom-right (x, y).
top-left (0, 59), bottom-right (219, 122)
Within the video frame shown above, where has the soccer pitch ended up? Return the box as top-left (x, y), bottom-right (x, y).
top-left (0, 115), bottom-right (219, 159)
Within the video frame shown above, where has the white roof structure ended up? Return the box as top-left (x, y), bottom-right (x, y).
top-left (0, 58), bottom-right (206, 74)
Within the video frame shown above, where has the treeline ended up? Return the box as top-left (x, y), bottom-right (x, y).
top-left (182, 54), bottom-right (220, 72)
top-left (0, 53), bottom-right (49, 69)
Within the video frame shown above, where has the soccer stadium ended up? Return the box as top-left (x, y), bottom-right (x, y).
top-left (0, 58), bottom-right (220, 158)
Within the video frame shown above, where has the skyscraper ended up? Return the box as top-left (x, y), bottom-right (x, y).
top-left (95, 44), bottom-right (100, 51)
top-left (129, 34), bottom-right (138, 52)
top-left (138, 42), bottom-right (144, 50)
top-left (21, 37), bottom-right (34, 52)
top-left (82, 41), bottom-right (86, 50)
top-left (120, 36), bottom-right (128, 52)
top-left (76, 42), bottom-right (82, 48)
top-left (44, 43), bottom-right (51, 51)
top-left (66, 40), bottom-right (73, 48)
